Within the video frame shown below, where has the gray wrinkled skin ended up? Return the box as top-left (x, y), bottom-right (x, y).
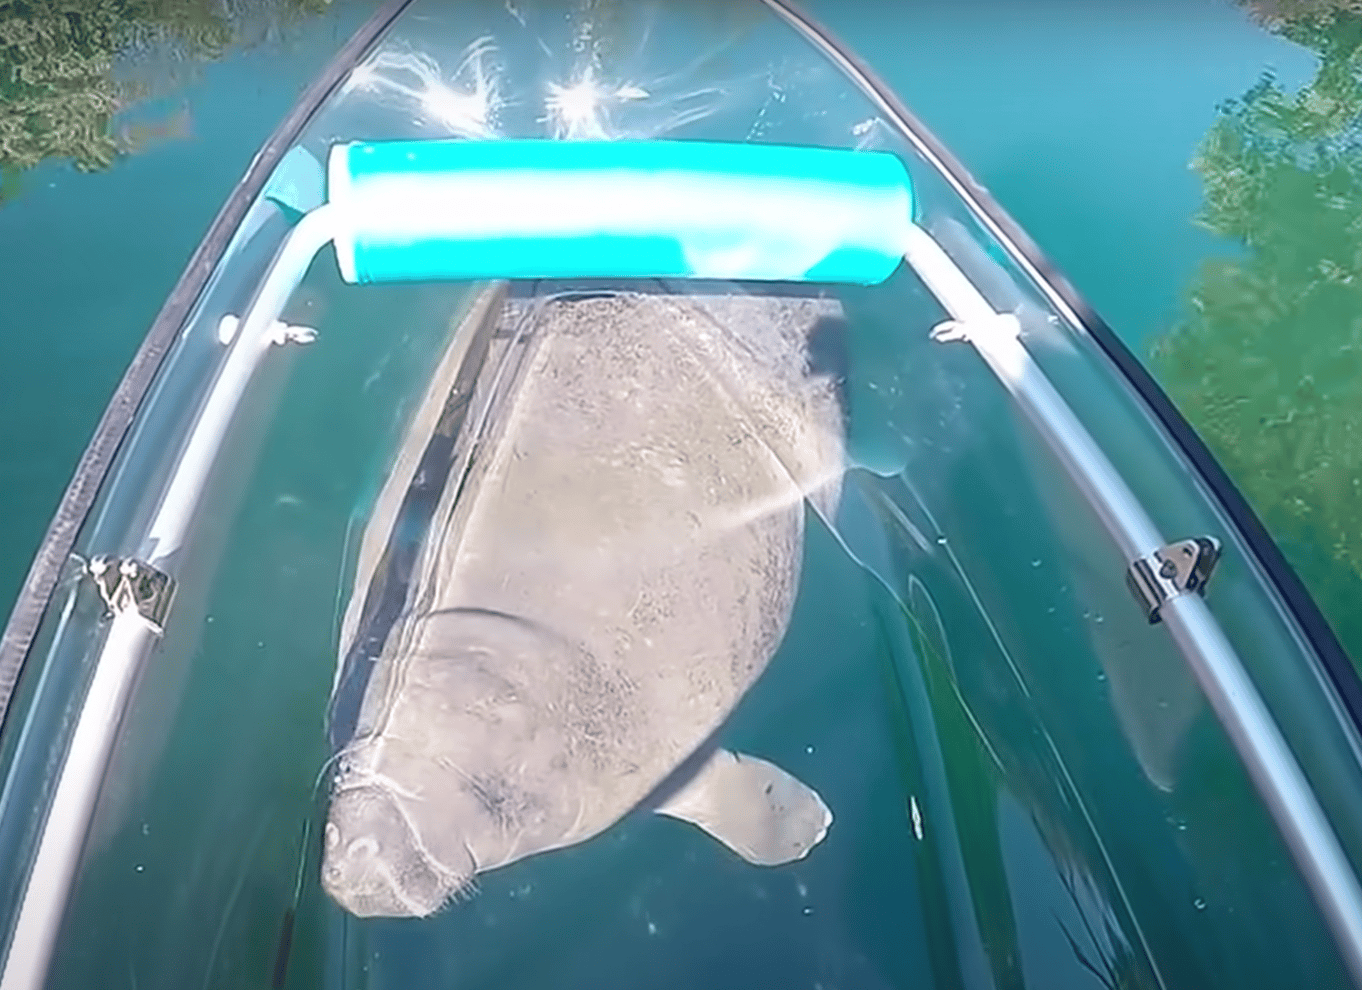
top-left (323, 291), bottom-right (846, 918)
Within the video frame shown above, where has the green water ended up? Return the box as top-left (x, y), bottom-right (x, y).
top-left (805, 0), bottom-right (1317, 347)
top-left (806, 0), bottom-right (1362, 669)
top-left (2, 3), bottom-right (1361, 987)
top-left (807, 0), bottom-right (1362, 668)
top-left (4, 0), bottom-right (1358, 673)
top-left (32, 263), bottom-right (1353, 989)
top-left (0, 0), bottom-right (372, 624)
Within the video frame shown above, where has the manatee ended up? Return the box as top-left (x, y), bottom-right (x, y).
top-left (321, 287), bottom-right (847, 918)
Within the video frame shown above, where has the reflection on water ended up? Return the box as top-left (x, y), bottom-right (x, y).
top-left (0, 0), bottom-right (329, 204)
top-left (1150, 0), bottom-right (1362, 671)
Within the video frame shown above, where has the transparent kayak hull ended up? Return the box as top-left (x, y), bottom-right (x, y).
top-left (3, 2), bottom-right (1362, 989)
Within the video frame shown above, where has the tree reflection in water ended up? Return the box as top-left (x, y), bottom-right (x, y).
top-left (0, 0), bottom-right (329, 203)
top-left (1151, 0), bottom-right (1362, 670)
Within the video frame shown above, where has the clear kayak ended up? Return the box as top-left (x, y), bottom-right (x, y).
top-left (3, 2), bottom-right (1362, 989)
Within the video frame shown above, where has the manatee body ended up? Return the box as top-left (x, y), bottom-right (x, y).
top-left (322, 289), bottom-right (846, 918)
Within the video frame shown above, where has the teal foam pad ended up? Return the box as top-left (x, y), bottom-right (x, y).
top-left (325, 139), bottom-right (914, 285)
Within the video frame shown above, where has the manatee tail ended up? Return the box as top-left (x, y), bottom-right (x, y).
top-left (653, 748), bottom-right (831, 866)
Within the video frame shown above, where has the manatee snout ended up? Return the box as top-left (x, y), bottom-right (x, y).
top-left (321, 783), bottom-right (474, 918)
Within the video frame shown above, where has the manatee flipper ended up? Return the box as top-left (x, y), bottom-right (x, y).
top-left (653, 749), bottom-right (832, 866)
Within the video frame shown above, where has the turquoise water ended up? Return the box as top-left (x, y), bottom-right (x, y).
top-left (32, 262), bottom-right (1353, 989)
top-left (804, 0), bottom-right (1318, 348)
top-left (2, 4), bottom-right (1360, 989)
top-left (0, 0), bottom-right (1325, 634)
top-left (0, 2), bottom-right (371, 618)
top-left (807, 3), bottom-right (1362, 666)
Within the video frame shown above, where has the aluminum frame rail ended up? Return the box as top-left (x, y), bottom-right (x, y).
top-left (902, 221), bottom-right (1362, 990)
top-left (0, 207), bottom-right (338, 990)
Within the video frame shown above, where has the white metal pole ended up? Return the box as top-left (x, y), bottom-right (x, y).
top-left (0, 611), bottom-right (154, 990)
top-left (0, 206), bottom-right (336, 990)
top-left (144, 205), bottom-right (337, 568)
top-left (902, 221), bottom-right (1362, 989)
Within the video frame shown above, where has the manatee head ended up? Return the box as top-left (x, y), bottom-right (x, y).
top-left (320, 782), bottom-right (477, 918)
top-left (321, 610), bottom-right (625, 919)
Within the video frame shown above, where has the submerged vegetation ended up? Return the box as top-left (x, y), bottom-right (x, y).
top-left (0, 0), bottom-right (327, 203)
top-left (1149, 0), bottom-right (1362, 663)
